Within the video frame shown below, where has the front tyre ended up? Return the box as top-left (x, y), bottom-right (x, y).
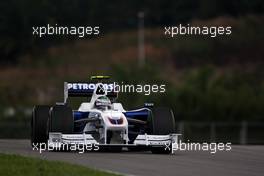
top-left (49, 105), bottom-right (74, 133)
top-left (31, 105), bottom-right (50, 146)
top-left (150, 107), bottom-right (175, 154)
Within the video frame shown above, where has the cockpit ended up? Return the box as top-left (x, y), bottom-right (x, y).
top-left (94, 96), bottom-right (112, 110)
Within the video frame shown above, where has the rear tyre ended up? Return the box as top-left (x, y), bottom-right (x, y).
top-left (150, 107), bottom-right (175, 154)
top-left (49, 105), bottom-right (74, 133)
top-left (31, 105), bottom-right (50, 146)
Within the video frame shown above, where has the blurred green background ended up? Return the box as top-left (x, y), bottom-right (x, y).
top-left (0, 0), bottom-right (263, 142)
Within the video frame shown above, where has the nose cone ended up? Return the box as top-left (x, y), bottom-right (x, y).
top-left (103, 110), bottom-right (128, 128)
top-left (105, 110), bottom-right (123, 119)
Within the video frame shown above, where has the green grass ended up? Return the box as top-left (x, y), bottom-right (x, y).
top-left (0, 153), bottom-right (121, 176)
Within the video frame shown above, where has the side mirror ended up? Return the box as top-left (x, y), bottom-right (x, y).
top-left (144, 103), bottom-right (154, 108)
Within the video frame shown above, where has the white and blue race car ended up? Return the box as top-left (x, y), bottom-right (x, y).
top-left (31, 76), bottom-right (180, 154)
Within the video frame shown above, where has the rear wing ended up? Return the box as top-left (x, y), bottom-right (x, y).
top-left (64, 82), bottom-right (118, 103)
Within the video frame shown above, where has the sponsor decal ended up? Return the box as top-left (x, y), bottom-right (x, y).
top-left (67, 83), bottom-right (114, 91)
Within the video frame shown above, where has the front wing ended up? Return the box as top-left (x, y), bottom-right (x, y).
top-left (48, 133), bottom-right (181, 154)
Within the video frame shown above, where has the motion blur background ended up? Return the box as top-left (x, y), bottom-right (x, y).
top-left (0, 0), bottom-right (264, 143)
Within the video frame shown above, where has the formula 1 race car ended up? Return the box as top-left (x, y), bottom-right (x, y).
top-left (31, 76), bottom-right (180, 154)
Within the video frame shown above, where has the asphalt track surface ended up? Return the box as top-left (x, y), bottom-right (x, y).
top-left (0, 140), bottom-right (264, 176)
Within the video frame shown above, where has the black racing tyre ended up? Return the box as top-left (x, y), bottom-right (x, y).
top-left (150, 107), bottom-right (175, 154)
top-left (31, 105), bottom-right (50, 146)
top-left (49, 105), bottom-right (74, 133)
top-left (151, 107), bottom-right (175, 135)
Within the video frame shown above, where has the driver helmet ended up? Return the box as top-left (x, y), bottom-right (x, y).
top-left (94, 96), bottom-right (111, 109)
